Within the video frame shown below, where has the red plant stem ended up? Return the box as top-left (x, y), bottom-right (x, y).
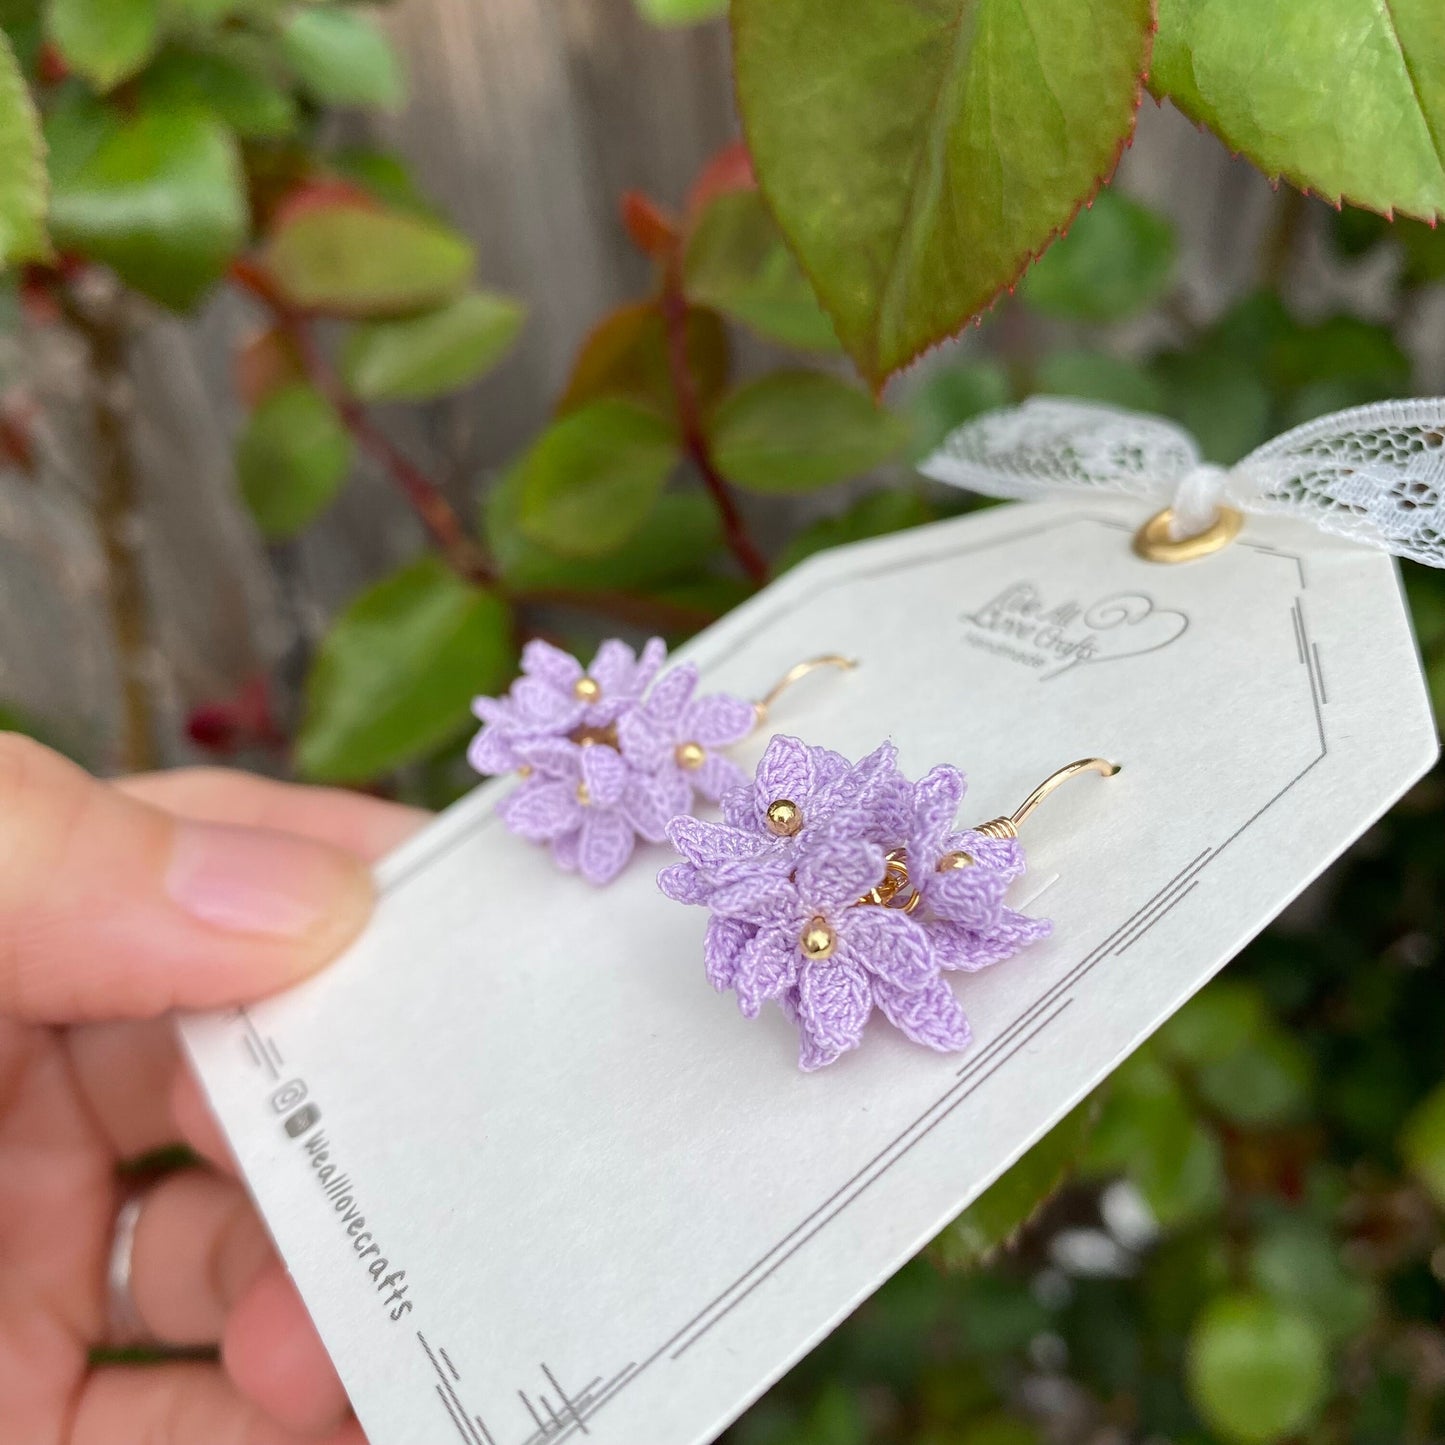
top-left (659, 259), bottom-right (768, 585)
top-left (231, 259), bottom-right (726, 637)
top-left (520, 586), bottom-right (719, 635)
top-left (230, 261), bottom-right (495, 587)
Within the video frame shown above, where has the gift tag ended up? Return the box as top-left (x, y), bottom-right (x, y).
top-left (181, 497), bottom-right (1437, 1445)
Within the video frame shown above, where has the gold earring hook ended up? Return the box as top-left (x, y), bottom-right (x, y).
top-left (753, 654), bottom-right (857, 725)
top-left (972, 757), bottom-right (1120, 840)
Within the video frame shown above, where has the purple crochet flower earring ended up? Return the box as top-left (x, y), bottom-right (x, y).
top-left (660, 742), bottom-right (1117, 1071)
top-left (469, 639), bottom-right (855, 885)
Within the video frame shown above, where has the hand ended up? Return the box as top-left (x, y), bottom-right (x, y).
top-left (0, 735), bottom-right (426, 1445)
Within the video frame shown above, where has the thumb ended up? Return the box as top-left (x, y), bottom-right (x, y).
top-left (0, 734), bottom-right (375, 1023)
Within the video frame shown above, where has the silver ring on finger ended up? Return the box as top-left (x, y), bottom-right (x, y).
top-left (105, 1192), bottom-right (155, 1347)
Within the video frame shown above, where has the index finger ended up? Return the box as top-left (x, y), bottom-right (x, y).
top-left (117, 769), bottom-right (428, 864)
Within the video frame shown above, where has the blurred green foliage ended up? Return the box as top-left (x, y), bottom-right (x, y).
top-left (0, 4), bottom-right (1442, 1443)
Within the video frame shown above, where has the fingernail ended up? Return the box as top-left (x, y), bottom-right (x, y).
top-left (166, 821), bottom-right (371, 940)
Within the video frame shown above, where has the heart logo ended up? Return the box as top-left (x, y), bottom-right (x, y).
top-left (1043, 591), bottom-right (1189, 679)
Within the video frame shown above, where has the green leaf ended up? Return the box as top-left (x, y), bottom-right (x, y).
top-left (1035, 351), bottom-right (1167, 414)
top-left (48, 101), bottom-right (247, 311)
top-left (1154, 348), bottom-right (1272, 465)
top-left (683, 189), bottom-right (839, 351)
top-left (778, 488), bottom-right (934, 572)
top-left (341, 291), bottom-right (524, 402)
top-left (48, 0), bottom-right (158, 90)
top-left (1396, 215), bottom-right (1445, 285)
top-left (1187, 1293), bottom-right (1329, 1444)
top-left (281, 5), bottom-right (403, 110)
top-left (633, 0), bottom-right (726, 23)
top-left (1194, 1030), bottom-right (1314, 1130)
top-left (955, 1415), bottom-right (1041, 1445)
top-left (557, 301), bottom-right (730, 423)
top-left (263, 201), bottom-right (474, 317)
top-left (905, 359), bottom-right (1011, 461)
top-left (516, 399), bottom-right (679, 558)
top-left (1021, 188), bottom-right (1176, 321)
top-left (1085, 1051), bottom-right (1226, 1227)
top-left (933, 1102), bottom-right (1097, 1271)
top-left (1151, 0), bottom-right (1445, 220)
top-left (139, 44), bottom-right (297, 140)
top-left (710, 371), bottom-right (906, 493)
top-left (486, 469), bottom-right (721, 593)
top-left (1157, 980), bottom-right (1268, 1067)
top-left (236, 382), bottom-right (353, 540)
top-left (0, 29), bottom-right (48, 265)
top-left (330, 146), bottom-right (437, 217)
top-left (733, 0), bottom-right (1153, 385)
top-left (1268, 314), bottom-right (1410, 393)
top-left (1248, 1216), bottom-right (1377, 1344)
top-left (297, 556), bottom-right (513, 784)
top-left (1400, 1081), bottom-right (1445, 1210)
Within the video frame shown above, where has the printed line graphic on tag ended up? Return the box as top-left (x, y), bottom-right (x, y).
top-left (181, 487), bottom-right (1436, 1445)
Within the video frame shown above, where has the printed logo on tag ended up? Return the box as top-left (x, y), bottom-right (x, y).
top-left (963, 580), bottom-right (1190, 679)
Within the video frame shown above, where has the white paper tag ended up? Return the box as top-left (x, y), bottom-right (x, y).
top-left (181, 498), bottom-right (1438, 1445)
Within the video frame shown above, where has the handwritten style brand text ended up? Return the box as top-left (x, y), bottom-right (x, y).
top-left (963, 581), bottom-right (1189, 679)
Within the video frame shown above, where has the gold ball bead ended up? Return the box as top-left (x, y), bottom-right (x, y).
top-left (575, 780), bottom-right (591, 806)
top-left (800, 916), bottom-right (836, 960)
top-left (573, 676), bottom-right (601, 703)
top-left (765, 799), bottom-right (802, 837)
top-left (675, 741), bottom-right (707, 771)
top-left (938, 850), bottom-right (975, 872)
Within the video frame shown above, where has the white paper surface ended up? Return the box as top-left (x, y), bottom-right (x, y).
top-left (181, 499), bottom-right (1438, 1445)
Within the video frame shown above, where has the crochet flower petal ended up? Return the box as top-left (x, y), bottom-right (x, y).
top-left (704, 915), bottom-right (757, 992)
top-left (580, 743), bottom-right (629, 808)
top-left (735, 925), bottom-right (800, 1017)
top-left (616, 709), bottom-right (668, 774)
top-left (794, 835), bottom-right (886, 911)
top-left (751, 735), bottom-right (815, 810)
top-left (588, 638), bottom-right (641, 698)
top-left (470, 694), bottom-right (512, 725)
top-left (838, 906), bottom-right (936, 990)
top-left (684, 692), bottom-right (757, 748)
top-left (521, 638), bottom-right (583, 694)
top-left (693, 752), bottom-right (747, 804)
top-left (624, 767), bottom-right (691, 844)
top-left (667, 815), bottom-right (770, 868)
top-left (913, 764), bottom-right (966, 841)
top-left (796, 956), bottom-right (872, 1060)
top-left (512, 736), bottom-right (583, 780)
top-left (467, 726), bottom-right (517, 776)
top-left (499, 779), bottom-right (580, 842)
top-left (577, 807), bottom-right (636, 885)
top-left (644, 663), bottom-right (700, 730)
top-left (947, 830), bottom-right (1028, 883)
top-left (658, 860), bottom-right (711, 904)
top-left (928, 865), bottom-right (1010, 928)
top-left (798, 1029), bottom-right (849, 1073)
top-left (634, 636), bottom-right (668, 691)
top-left (872, 974), bottom-right (972, 1053)
top-left (512, 675), bottom-right (585, 730)
top-left (823, 740), bottom-right (899, 816)
top-left (708, 872), bottom-right (799, 928)
top-left (928, 907), bottom-right (1051, 971)
top-left (552, 828), bottom-right (582, 872)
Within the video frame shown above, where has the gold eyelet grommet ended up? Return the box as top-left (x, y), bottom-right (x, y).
top-left (1133, 505), bottom-right (1243, 564)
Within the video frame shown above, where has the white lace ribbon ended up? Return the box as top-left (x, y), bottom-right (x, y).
top-left (919, 397), bottom-right (1445, 568)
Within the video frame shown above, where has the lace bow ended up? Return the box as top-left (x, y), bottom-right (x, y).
top-left (919, 397), bottom-right (1445, 569)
